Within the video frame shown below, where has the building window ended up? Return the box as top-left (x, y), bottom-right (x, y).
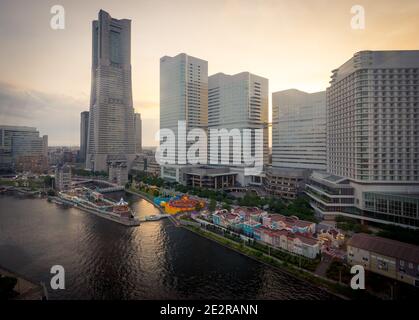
top-left (377, 258), bottom-right (389, 271)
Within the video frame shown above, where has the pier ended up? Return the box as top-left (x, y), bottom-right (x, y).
top-left (50, 196), bottom-right (141, 227)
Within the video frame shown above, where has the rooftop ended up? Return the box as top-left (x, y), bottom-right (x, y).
top-left (348, 233), bottom-right (419, 264)
top-left (184, 166), bottom-right (235, 177)
top-left (256, 227), bottom-right (318, 246)
top-left (267, 166), bottom-right (308, 177)
top-left (267, 214), bottom-right (313, 228)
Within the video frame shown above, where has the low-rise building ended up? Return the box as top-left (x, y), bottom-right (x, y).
top-left (262, 214), bottom-right (316, 235)
top-left (240, 219), bottom-right (262, 237)
top-left (212, 209), bottom-right (241, 228)
top-left (263, 167), bottom-right (308, 200)
top-left (254, 227), bottom-right (320, 259)
top-left (183, 166), bottom-right (237, 190)
top-left (55, 164), bottom-right (72, 191)
top-left (48, 146), bottom-right (79, 166)
top-left (108, 161), bottom-right (128, 186)
top-left (317, 228), bottom-right (345, 249)
top-left (347, 233), bottom-right (419, 287)
top-left (306, 171), bottom-right (419, 229)
top-left (231, 206), bottom-right (267, 222)
top-left (131, 150), bottom-right (161, 176)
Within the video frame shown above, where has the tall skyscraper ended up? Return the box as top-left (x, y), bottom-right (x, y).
top-left (80, 111), bottom-right (89, 163)
top-left (134, 113), bottom-right (142, 153)
top-left (159, 53), bottom-right (208, 181)
top-left (86, 10), bottom-right (136, 172)
top-left (271, 89), bottom-right (326, 170)
top-left (327, 51), bottom-right (419, 183)
top-left (208, 72), bottom-right (268, 186)
top-left (306, 50), bottom-right (419, 229)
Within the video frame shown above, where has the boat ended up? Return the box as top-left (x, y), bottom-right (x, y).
top-left (145, 215), bottom-right (161, 221)
top-left (145, 214), bottom-right (170, 221)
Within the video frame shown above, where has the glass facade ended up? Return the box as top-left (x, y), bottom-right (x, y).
top-left (364, 192), bottom-right (419, 227)
top-left (110, 30), bottom-right (121, 64)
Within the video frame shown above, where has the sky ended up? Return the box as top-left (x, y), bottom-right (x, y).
top-left (0, 0), bottom-right (419, 146)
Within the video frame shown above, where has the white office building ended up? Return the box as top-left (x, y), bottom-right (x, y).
top-left (159, 53), bottom-right (208, 181)
top-left (208, 72), bottom-right (269, 186)
top-left (306, 51), bottom-right (419, 229)
top-left (272, 89), bottom-right (326, 171)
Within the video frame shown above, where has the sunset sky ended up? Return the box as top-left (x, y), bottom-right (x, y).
top-left (1, 0), bottom-right (419, 146)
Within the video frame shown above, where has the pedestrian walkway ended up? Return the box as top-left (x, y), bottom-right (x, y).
top-left (315, 255), bottom-right (332, 277)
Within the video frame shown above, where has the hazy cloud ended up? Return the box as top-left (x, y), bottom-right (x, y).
top-left (0, 82), bottom-right (159, 146)
top-left (0, 81), bottom-right (86, 145)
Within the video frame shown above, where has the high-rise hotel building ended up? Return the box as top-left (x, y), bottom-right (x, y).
top-left (264, 89), bottom-right (326, 199)
top-left (271, 89), bottom-right (326, 170)
top-left (159, 53), bottom-right (208, 181)
top-left (207, 72), bottom-right (268, 186)
top-left (306, 51), bottom-right (419, 228)
top-left (86, 10), bottom-right (136, 172)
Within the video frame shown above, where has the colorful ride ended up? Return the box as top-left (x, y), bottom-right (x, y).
top-left (113, 197), bottom-right (131, 218)
top-left (155, 195), bottom-right (205, 214)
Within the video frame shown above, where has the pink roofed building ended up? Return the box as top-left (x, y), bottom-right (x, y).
top-left (212, 209), bottom-right (241, 228)
top-left (231, 207), bottom-right (268, 222)
top-left (254, 227), bottom-right (320, 259)
top-left (262, 214), bottom-right (316, 235)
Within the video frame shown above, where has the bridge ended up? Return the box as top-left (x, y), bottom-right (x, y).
top-left (71, 178), bottom-right (123, 193)
top-left (138, 214), bottom-right (171, 222)
top-left (97, 185), bottom-right (124, 193)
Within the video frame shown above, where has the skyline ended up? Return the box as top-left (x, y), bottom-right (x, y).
top-left (1, 0), bottom-right (419, 146)
top-left (0, 1), bottom-right (419, 302)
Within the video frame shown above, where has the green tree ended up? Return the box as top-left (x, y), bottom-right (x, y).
top-left (222, 202), bottom-right (231, 211)
top-left (377, 224), bottom-right (419, 245)
top-left (43, 175), bottom-right (54, 188)
top-left (208, 198), bottom-right (217, 212)
top-left (47, 189), bottom-right (57, 197)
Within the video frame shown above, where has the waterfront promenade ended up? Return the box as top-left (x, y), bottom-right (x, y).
top-left (50, 196), bottom-right (141, 226)
top-left (180, 224), bottom-right (350, 300)
top-left (0, 195), bottom-right (335, 299)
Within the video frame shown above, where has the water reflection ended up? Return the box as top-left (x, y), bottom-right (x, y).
top-left (0, 195), bottom-right (336, 300)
